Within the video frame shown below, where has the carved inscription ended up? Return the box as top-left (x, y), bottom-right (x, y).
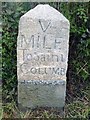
top-left (39, 19), bottom-right (51, 32)
top-left (20, 64), bottom-right (65, 75)
top-left (18, 34), bottom-right (62, 50)
top-left (18, 19), bottom-right (67, 78)
top-left (23, 50), bottom-right (65, 62)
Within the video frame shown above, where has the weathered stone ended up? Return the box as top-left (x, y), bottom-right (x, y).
top-left (17, 4), bottom-right (70, 108)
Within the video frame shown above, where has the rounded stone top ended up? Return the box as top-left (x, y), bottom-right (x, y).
top-left (20, 4), bottom-right (69, 24)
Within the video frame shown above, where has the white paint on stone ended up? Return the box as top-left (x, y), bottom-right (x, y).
top-left (17, 4), bottom-right (70, 108)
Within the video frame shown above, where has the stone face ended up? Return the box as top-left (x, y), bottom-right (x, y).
top-left (17, 4), bottom-right (70, 108)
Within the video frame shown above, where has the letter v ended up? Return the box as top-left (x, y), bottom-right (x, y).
top-left (39, 19), bottom-right (51, 32)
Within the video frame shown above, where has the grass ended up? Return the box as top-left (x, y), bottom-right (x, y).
top-left (65, 101), bottom-right (89, 118)
top-left (1, 80), bottom-right (89, 119)
top-left (0, 108), bottom-right (3, 120)
top-left (1, 2), bottom-right (90, 119)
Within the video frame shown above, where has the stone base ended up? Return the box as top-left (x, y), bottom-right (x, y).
top-left (18, 80), bottom-right (66, 109)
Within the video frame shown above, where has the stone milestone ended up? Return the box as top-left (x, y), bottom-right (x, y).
top-left (17, 4), bottom-right (70, 108)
